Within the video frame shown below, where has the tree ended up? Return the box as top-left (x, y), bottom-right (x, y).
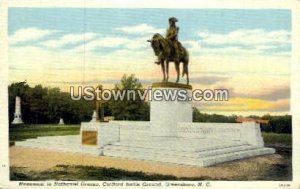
top-left (261, 114), bottom-right (292, 133)
top-left (24, 85), bottom-right (48, 123)
top-left (108, 74), bottom-right (150, 121)
top-left (193, 108), bottom-right (236, 123)
top-left (44, 87), bottom-right (61, 123)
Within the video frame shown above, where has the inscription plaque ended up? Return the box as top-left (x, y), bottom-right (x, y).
top-left (82, 131), bottom-right (97, 145)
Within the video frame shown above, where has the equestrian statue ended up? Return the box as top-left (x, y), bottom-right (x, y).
top-left (147, 17), bottom-right (190, 85)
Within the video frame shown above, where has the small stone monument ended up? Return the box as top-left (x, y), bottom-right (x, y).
top-left (90, 110), bottom-right (97, 122)
top-left (12, 96), bottom-right (23, 124)
top-left (58, 118), bottom-right (64, 125)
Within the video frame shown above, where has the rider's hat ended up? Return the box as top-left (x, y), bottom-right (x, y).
top-left (169, 17), bottom-right (178, 22)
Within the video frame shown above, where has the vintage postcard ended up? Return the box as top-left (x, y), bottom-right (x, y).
top-left (0, 0), bottom-right (299, 188)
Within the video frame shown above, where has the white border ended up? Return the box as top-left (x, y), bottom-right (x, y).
top-left (291, 1), bottom-right (300, 187)
top-left (0, 0), bottom-right (9, 187)
top-left (0, 0), bottom-right (299, 188)
top-left (6, 0), bottom-right (292, 9)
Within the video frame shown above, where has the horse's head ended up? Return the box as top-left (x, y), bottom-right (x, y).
top-left (147, 33), bottom-right (163, 56)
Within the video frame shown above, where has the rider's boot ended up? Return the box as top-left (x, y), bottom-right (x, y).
top-left (155, 58), bottom-right (161, 65)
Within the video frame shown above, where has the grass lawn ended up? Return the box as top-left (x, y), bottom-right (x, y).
top-left (262, 132), bottom-right (292, 147)
top-left (9, 124), bottom-right (80, 145)
top-left (10, 165), bottom-right (180, 181)
top-left (9, 124), bottom-right (292, 145)
top-left (9, 124), bottom-right (292, 181)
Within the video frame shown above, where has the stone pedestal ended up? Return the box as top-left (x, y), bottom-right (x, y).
top-left (15, 82), bottom-right (275, 167)
top-left (150, 82), bottom-right (193, 137)
top-left (12, 96), bottom-right (23, 124)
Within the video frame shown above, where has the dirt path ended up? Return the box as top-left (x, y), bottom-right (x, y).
top-left (10, 146), bottom-right (283, 179)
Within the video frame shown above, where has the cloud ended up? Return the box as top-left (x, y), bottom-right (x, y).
top-left (196, 29), bottom-right (291, 56)
top-left (9, 27), bottom-right (58, 45)
top-left (194, 97), bottom-right (290, 113)
top-left (198, 29), bottom-right (290, 46)
top-left (8, 43), bottom-right (154, 88)
top-left (10, 27), bottom-right (290, 59)
top-left (8, 28), bottom-right (291, 116)
top-left (271, 98), bottom-right (290, 112)
top-left (43, 32), bottom-right (97, 49)
top-left (116, 24), bottom-right (164, 35)
top-left (124, 37), bottom-right (149, 49)
top-left (189, 55), bottom-right (290, 79)
top-left (232, 85), bottom-right (290, 101)
top-left (190, 76), bottom-right (229, 85)
top-left (201, 46), bottom-right (264, 56)
top-left (71, 35), bottom-right (151, 55)
top-left (71, 36), bottom-right (130, 53)
top-left (182, 40), bottom-right (202, 54)
top-left (50, 79), bottom-right (117, 85)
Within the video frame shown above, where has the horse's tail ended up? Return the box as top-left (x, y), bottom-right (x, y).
top-left (182, 48), bottom-right (189, 77)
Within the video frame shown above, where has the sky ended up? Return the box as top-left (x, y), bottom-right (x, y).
top-left (8, 8), bottom-right (291, 116)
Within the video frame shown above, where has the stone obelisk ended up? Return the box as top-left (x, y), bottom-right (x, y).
top-left (12, 96), bottom-right (23, 124)
top-left (58, 118), bottom-right (64, 125)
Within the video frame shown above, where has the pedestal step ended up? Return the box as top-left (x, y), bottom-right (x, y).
top-left (104, 144), bottom-right (258, 158)
top-left (15, 135), bottom-right (101, 156)
top-left (14, 135), bottom-right (275, 167)
top-left (25, 135), bottom-right (79, 143)
top-left (103, 145), bottom-right (275, 167)
top-left (103, 137), bottom-right (275, 167)
top-left (109, 137), bottom-right (249, 152)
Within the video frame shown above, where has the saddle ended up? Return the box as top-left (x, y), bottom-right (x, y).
top-left (167, 40), bottom-right (184, 58)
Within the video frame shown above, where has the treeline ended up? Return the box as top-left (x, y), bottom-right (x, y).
top-left (9, 75), bottom-right (150, 125)
top-left (193, 108), bottom-right (292, 134)
top-left (9, 74), bottom-right (291, 133)
top-left (261, 114), bottom-right (292, 133)
top-left (193, 108), bottom-right (237, 123)
top-left (9, 83), bottom-right (94, 124)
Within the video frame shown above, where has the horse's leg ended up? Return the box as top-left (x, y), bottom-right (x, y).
top-left (175, 61), bottom-right (180, 83)
top-left (182, 62), bottom-right (186, 77)
top-left (166, 60), bottom-right (169, 82)
top-left (161, 60), bottom-right (166, 82)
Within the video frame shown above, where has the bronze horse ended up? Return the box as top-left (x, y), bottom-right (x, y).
top-left (148, 33), bottom-right (189, 84)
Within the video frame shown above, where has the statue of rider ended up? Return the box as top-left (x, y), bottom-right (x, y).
top-left (166, 17), bottom-right (181, 61)
top-left (153, 17), bottom-right (182, 65)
